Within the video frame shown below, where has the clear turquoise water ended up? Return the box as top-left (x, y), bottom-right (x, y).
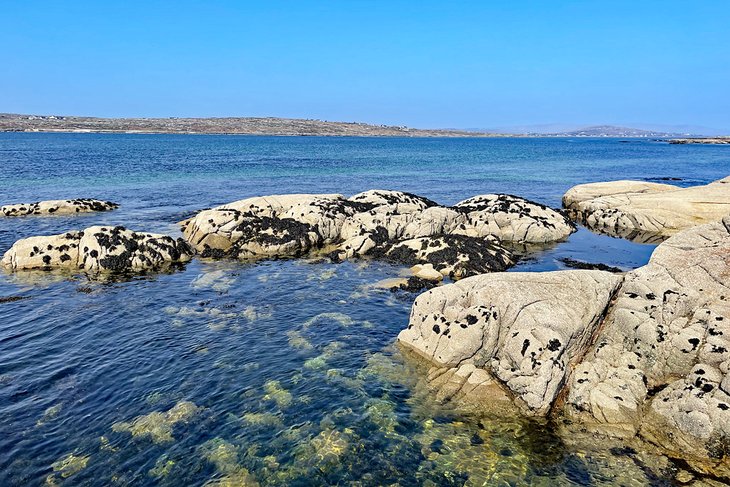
top-left (1, 134), bottom-right (728, 486)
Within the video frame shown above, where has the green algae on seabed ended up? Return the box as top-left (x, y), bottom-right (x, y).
top-left (365, 397), bottom-right (400, 437)
top-left (286, 330), bottom-right (314, 350)
top-left (191, 269), bottom-right (236, 292)
top-left (111, 400), bottom-right (202, 443)
top-left (262, 380), bottom-right (293, 409)
top-left (200, 438), bottom-right (259, 486)
top-left (303, 356), bottom-right (328, 370)
top-left (306, 267), bottom-right (337, 281)
top-left (36, 403), bottom-right (62, 426)
top-left (303, 341), bottom-right (346, 370)
top-left (46, 452), bottom-right (90, 485)
top-left (302, 312), bottom-right (354, 329)
top-left (241, 305), bottom-right (273, 321)
top-left (241, 412), bottom-right (284, 428)
top-left (149, 454), bottom-right (175, 478)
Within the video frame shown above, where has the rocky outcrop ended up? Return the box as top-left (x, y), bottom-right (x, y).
top-left (2, 226), bottom-right (193, 272)
top-left (563, 216), bottom-right (730, 477)
top-left (378, 235), bottom-right (513, 279)
top-left (397, 270), bottom-right (623, 415)
top-left (1, 199), bottom-right (118, 217)
top-left (181, 190), bottom-right (573, 279)
top-left (452, 194), bottom-right (576, 244)
top-left (669, 138), bottom-right (730, 145)
top-left (563, 177), bottom-right (730, 241)
top-left (398, 213), bottom-right (730, 477)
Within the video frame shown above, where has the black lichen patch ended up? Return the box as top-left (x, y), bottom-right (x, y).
top-left (383, 234), bottom-right (514, 279)
top-left (0, 295), bottom-right (30, 304)
top-left (559, 258), bottom-right (623, 273)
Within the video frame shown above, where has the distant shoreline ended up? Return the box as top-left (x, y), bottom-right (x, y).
top-left (0, 114), bottom-right (711, 138)
top-left (0, 114), bottom-right (503, 138)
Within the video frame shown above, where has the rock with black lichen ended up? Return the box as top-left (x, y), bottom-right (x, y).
top-left (397, 270), bottom-right (623, 415)
top-left (381, 234), bottom-right (513, 279)
top-left (563, 216), bottom-right (730, 478)
top-left (181, 189), bottom-right (571, 281)
top-left (452, 193), bottom-right (576, 243)
top-left (1, 226), bottom-right (193, 273)
top-left (1, 199), bottom-right (118, 217)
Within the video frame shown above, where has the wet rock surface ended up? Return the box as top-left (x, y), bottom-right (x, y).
top-left (181, 190), bottom-right (572, 278)
top-left (563, 216), bottom-right (730, 478)
top-left (563, 176), bottom-right (730, 241)
top-left (1, 199), bottom-right (118, 217)
top-left (559, 257), bottom-right (623, 273)
top-left (1, 225), bottom-right (193, 273)
top-left (397, 270), bottom-right (623, 415)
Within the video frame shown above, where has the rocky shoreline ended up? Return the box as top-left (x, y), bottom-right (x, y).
top-left (2, 176), bottom-right (730, 479)
top-left (669, 138), bottom-right (730, 145)
top-left (397, 176), bottom-right (730, 481)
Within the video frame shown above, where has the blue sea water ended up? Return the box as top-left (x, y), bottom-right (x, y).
top-left (0, 133), bottom-right (728, 486)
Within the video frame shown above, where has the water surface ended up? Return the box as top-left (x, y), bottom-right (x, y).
top-left (1, 134), bottom-right (728, 485)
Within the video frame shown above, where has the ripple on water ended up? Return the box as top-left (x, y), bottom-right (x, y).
top-left (5, 134), bottom-right (725, 485)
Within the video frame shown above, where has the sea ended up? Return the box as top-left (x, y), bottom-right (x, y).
top-left (1, 133), bottom-right (728, 486)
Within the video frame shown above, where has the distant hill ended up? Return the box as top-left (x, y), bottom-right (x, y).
top-left (544, 125), bottom-right (682, 137)
top-left (0, 113), bottom-right (503, 137)
top-left (475, 123), bottom-right (727, 137)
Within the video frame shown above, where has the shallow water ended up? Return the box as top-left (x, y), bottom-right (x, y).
top-left (1, 134), bottom-right (729, 485)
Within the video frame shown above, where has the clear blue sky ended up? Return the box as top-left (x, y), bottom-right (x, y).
top-left (2, 1), bottom-right (729, 130)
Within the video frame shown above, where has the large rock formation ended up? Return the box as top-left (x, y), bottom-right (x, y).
top-left (2, 226), bottom-right (193, 272)
top-left (1, 199), bottom-right (118, 217)
top-left (563, 216), bottom-right (730, 477)
top-left (397, 270), bottom-right (623, 415)
top-left (562, 176), bottom-right (730, 242)
top-left (180, 190), bottom-right (574, 279)
top-left (398, 212), bottom-right (730, 478)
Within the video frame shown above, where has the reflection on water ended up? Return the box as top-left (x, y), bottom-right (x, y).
top-left (0, 259), bottom-right (685, 486)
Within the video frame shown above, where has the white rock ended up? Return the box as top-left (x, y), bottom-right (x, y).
top-left (398, 270), bottom-right (623, 415)
top-left (1, 199), bottom-right (118, 217)
top-left (2, 226), bottom-right (193, 272)
top-left (563, 216), bottom-right (730, 475)
top-left (563, 176), bottom-right (730, 240)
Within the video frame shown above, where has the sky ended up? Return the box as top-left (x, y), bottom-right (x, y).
top-left (2, 1), bottom-right (729, 131)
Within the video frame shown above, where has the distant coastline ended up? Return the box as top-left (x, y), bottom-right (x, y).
top-left (0, 113), bottom-right (503, 138)
top-left (1, 114), bottom-right (722, 138)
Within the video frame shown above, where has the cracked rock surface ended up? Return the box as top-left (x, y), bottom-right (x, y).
top-left (2, 225), bottom-right (193, 272)
top-left (562, 176), bottom-right (730, 242)
top-left (397, 270), bottom-right (623, 415)
top-left (1, 199), bottom-right (118, 217)
top-left (563, 216), bottom-right (730, 477)
top-left (180, 190), bottom-right (573, 278)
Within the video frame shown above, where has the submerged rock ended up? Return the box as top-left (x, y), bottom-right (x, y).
top-left (398, 270), bottom-right (623, 415)
top-left (181, 189), bottom-right (572, 280)
top-left (111, 401), bottom-right (202, 443)
top-left (559, 257), bottom-right (623, 273)
top-left (1, 198), bottom-right (118, 217)
top-left (563, 176), bottom-right (730, 241)
top-left (1, 225), bottom-right (193, 272)
top-left (563, 216), bottom-right (730, 478)
top-left (50, 452), bottom-right (90, 479)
